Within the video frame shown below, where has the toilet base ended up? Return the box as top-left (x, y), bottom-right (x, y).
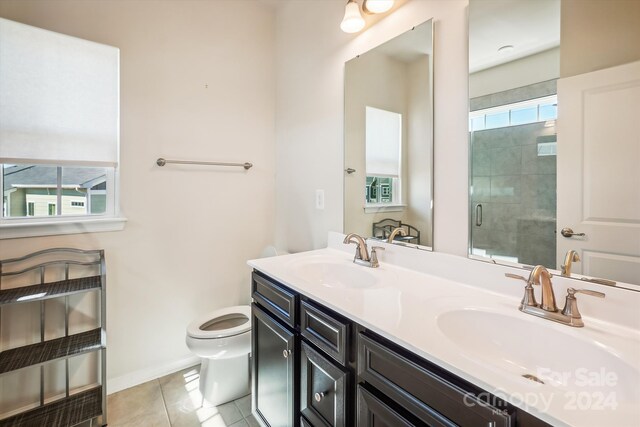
top-left (199, 354), bottom-right (250, 406)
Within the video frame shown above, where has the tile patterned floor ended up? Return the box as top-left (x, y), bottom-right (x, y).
top-left (105, 365), bottom-right (258, 427)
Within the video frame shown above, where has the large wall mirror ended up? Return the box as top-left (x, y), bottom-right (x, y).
top-left (468, 0), bottom-right (640, 288)
top-left (344, 19), bottom-right (434, 250)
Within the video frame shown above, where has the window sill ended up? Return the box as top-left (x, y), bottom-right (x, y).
top-left (0, 217), bottom-right (127, 240)
top-left (364, 204), bottom-right (406, 214)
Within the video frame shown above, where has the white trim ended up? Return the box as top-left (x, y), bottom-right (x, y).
top-left (0, 216), bottom-right (127, 239)
top-left (107, 355), bottom-right (200, 395)
top-left (364, 204), bottom-right (406, 214)
top-left (11, 184), bottom-right (91, 189)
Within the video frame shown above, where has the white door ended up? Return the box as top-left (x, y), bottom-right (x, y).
top-left (557, 60), bottom-right (640, 285)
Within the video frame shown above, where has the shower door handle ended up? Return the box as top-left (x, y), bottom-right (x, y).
top-left (475, 204), bottom-right (483, 226)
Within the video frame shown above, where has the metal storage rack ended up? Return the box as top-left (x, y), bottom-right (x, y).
top-left (0, 248), bottom-right (106, 427)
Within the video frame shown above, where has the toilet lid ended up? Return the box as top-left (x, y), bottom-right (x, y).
top-left (187, 305), bottom-right (251, 339)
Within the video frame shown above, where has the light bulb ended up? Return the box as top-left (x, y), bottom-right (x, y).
top-left (341, 0), bottom-right (365, 33)
top-left (363, 0), bottom-right (394, 14)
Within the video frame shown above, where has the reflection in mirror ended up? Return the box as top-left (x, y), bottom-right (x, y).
top-left (469, 0), bottom-right (560, 268)
top-left (468, 0), bottom-right (640, 288)
top-left (344, 20), bottom-right (433, 250)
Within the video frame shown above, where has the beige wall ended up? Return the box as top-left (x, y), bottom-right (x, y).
top-left (561, 0), bottom-right (640, 77)
top-left (0, 0), bottom-right (276, 394)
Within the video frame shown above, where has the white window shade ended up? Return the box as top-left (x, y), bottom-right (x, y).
top-left (365, 106), bottom-right (401, 177)
top-left (0, 18), bottom-right (119, 166)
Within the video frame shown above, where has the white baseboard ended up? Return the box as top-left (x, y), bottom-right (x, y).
top-left (107, 355), bottom-right (200, 395)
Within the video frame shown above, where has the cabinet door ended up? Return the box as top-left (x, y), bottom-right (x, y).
top-left (358, 385), bottom-right (427, 427)
top-left (252, 303), bottom-right (297, 427)
top-left (300, 342), bottom-right (349, 427)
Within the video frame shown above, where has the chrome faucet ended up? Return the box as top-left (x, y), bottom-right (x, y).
top-left (387, 227), bottom-right (407, 243)
top-left (505, 265), bottom-right (605, 327)
top-left (561, 250), bottom-right (580, 277)
top-left (343, 233), bottom-right (384, 268)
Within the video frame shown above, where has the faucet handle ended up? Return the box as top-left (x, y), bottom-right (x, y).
top-left (505, 273), bottom-right (528, 283)
top-left (505, 273), bottom-right (538, 307)
top-left (370, 246), bottom-right (385, 268)
top-left (561, 288), bottom-right (605, 324)
top-left (567, 288), bottom-right (605, 298)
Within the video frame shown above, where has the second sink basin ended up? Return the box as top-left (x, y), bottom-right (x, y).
top-left (436, 308), bottom-right (640, 402)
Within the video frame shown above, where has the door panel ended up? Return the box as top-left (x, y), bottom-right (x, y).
top-left (557, 60), bottom-right (640, 285)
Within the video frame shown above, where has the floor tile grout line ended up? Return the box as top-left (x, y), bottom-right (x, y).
top-left (156, 378), bottom-right (173, 426)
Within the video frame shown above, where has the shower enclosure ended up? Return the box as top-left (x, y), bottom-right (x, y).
top-left (469, 93), bottom-right (558, 268)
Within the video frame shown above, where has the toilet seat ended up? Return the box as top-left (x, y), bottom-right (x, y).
top-left (187, 305), bottom-right (251, 339)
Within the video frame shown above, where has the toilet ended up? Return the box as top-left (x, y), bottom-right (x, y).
top-left (185, 305), bottom-right (251, 406)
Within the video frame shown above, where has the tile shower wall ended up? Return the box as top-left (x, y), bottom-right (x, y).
top-left (471, 122), bottom-right (557, 267)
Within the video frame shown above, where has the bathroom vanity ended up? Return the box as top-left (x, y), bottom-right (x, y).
top-left (248, 233), bottom-right (640, 427)
top-left (251, 271), bottom-right (532, 427)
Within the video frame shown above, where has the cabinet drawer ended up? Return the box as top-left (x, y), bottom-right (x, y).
top-left (252, 271), bottom-right (297, 328)
top-left (357, 385), bottom-right (436, 427)
top-left (301, 300), bottom-right (349, 366)
top-left (358, 333), bottom-right (513, 427)
top-left (300, 342), bottom-right (350, 427)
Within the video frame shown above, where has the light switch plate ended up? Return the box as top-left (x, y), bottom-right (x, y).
top-left (315, 189), bottom-right (325, 210)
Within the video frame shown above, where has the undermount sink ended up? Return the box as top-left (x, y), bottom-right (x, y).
top-left (437, 309), bottom-right (640, 401)
top-left (288, 256), bottom-right (379, 289)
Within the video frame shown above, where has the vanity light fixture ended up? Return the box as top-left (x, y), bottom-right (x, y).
top-left (363, 0), bottom-right (394, 14)
top-left (341, 0), bottom-right (395, 33)
top-left (341, 0), bottom-right (366, 33)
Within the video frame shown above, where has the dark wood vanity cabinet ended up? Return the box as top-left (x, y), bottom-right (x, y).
top-left (251, 272), bottom-right (299, 427)
top-left (358, 332), bottom-right (513, 427)
top-left (299, 300), bottom-right (354, 426)
top-left (300, 342), bottom-right (349, 427)
top-left (252, 304), bottom-right (297, 427)
top-left (251, 270), bottom-right (549, 427)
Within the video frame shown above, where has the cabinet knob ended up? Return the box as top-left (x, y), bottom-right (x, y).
top-left (314, 392), bottom-right (325, 402)
top-left (282, 349), bottom-right (291, 358)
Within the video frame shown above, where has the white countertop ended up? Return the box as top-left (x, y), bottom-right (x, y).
top-left (248, 233), bottom-right (640, 427)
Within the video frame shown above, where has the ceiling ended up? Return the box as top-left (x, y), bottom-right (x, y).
top-left (469, 0), bottom-right (560, 73)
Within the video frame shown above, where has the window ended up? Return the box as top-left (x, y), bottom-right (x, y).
top-left (365, 107), bottom-right (402, 207)
top-left (3, 165), bottom-right (112, 218)
top-left (469, 95), bottom-right (558, 131)
top-left (0, 18), bottom-right (124, 238)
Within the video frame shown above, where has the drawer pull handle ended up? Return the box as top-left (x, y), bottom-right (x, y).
top-left (314, 392), bottom-right (326, 402)
top-left (282, 349), bottom-right (292, 358)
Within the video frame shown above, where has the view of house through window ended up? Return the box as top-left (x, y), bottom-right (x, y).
top-left (365, 106), bottom-right (402, 206)
top-left (2, 164), bottom-right (110, 218)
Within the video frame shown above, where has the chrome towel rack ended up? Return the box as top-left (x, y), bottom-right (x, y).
top-left (156, 158), bottom-right (253, 170)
